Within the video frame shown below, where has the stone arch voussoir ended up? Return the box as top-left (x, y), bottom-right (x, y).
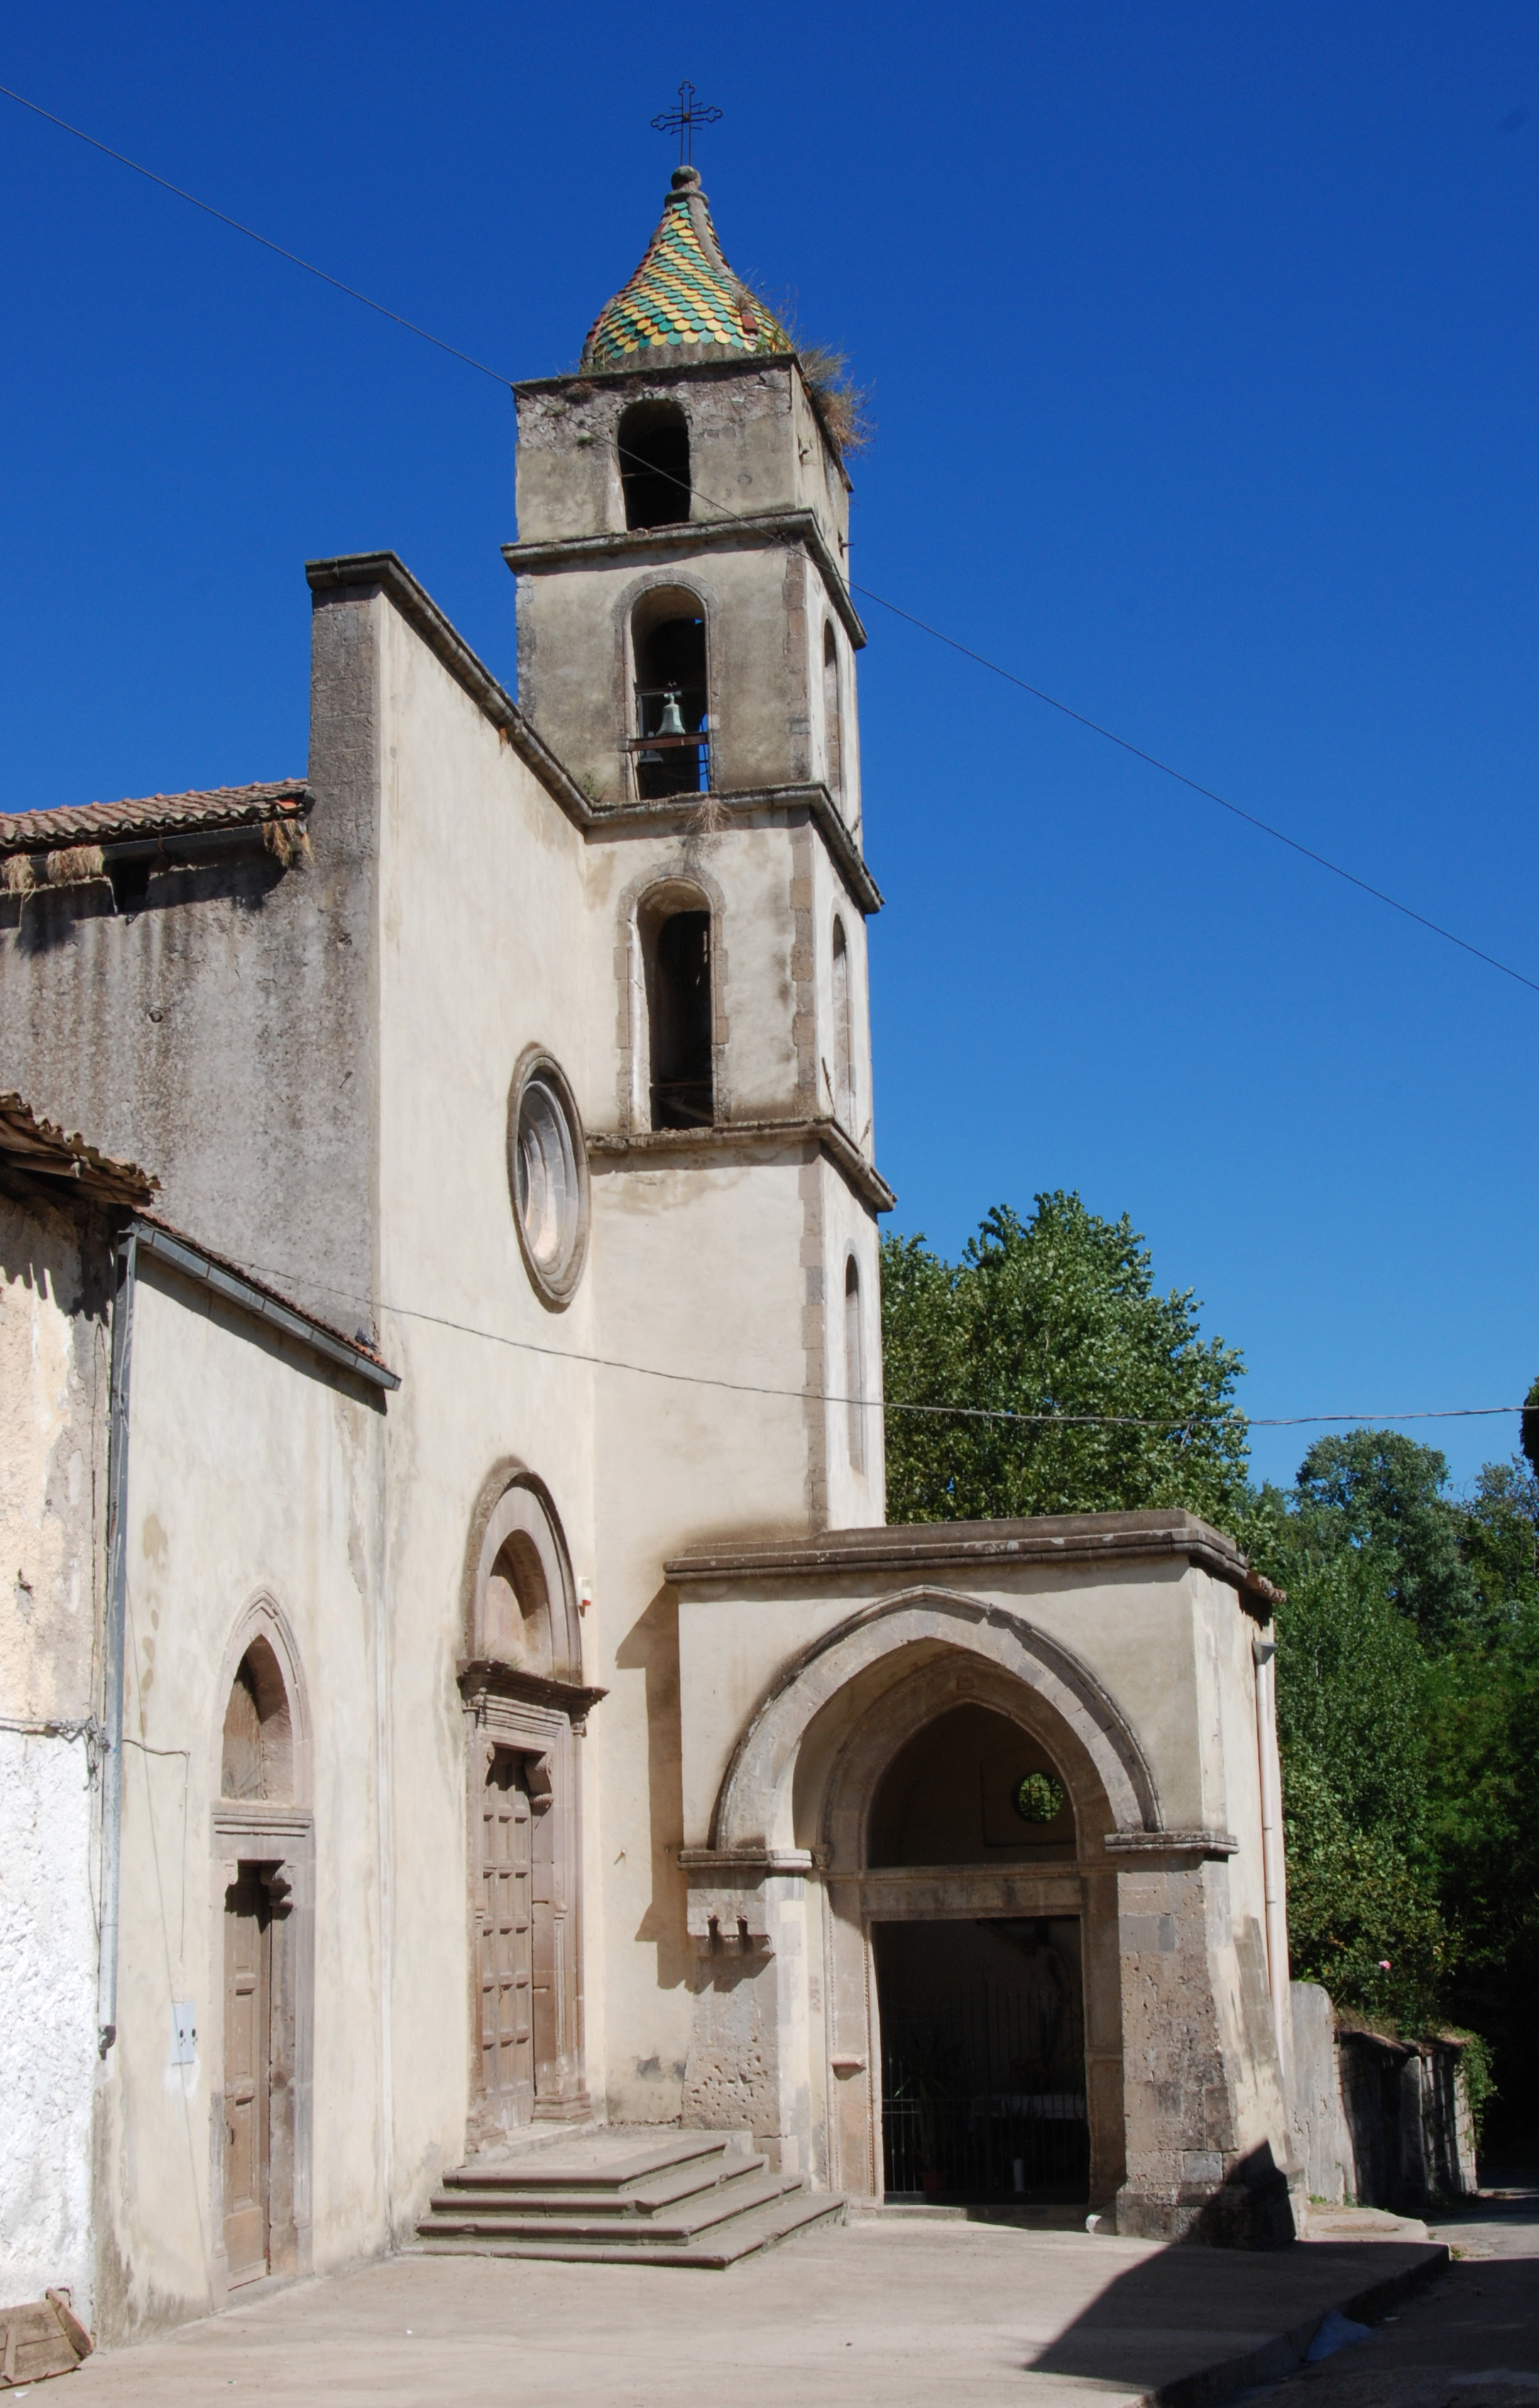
top-left (710, 1587), bottom-right (1160, 1853)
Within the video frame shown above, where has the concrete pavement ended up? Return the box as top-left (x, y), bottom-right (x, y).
top-left (60, 2213), bottom-right (1448, 2408)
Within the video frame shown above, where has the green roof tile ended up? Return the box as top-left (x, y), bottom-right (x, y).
top-left (581, 168), bottom-right (792, 371)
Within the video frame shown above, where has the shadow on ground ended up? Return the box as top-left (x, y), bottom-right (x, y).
top-left (1027, 2237), bottom-right (1442, 2403)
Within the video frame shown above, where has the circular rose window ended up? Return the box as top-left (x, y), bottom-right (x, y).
top-left (508, 1052), bottom-right (588, 1308)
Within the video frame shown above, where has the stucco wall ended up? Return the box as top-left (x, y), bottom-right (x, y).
top-left (0, 1180), bottom-right (110, 2317)
top-left (513, 358), bottom-right (850, 563)
top-left (0, 601), bottom-right (383, 1336)
top-left (99, 1256), bottom-right (388, 2341)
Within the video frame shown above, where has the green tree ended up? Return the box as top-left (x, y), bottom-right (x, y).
top-left (880, 1206), bottom-right (1539, 2145)
top-left (880, 1196), bottom-right (1251, 1533)
top-left (1262, 1536), bottom-right (1446, 2025)
top-left (1288, 1429), bottom-right (1477, 1642)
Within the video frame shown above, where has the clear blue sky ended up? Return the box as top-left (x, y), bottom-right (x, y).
top-left (3, 3), bottom-right (1536, 1494)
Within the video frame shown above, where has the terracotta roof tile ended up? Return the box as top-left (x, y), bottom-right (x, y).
top-left (0, 779), bottom-right (307, 854)
top-left (0, 1093), bottom-right (157, 1206)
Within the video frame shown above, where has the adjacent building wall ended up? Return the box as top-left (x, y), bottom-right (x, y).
top-left (97, 1252), bottom-right (389, 2341)
top-left (0, 1177), bottom-right (111, 2321)
top-left (0, 752), bottom-right (376, 1339)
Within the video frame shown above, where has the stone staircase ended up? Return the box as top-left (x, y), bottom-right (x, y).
top-left (415, 2129), bottom-right (846, 2267)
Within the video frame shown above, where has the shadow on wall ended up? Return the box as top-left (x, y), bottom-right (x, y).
top-left (614, 1584), bottom-right (692, 1993)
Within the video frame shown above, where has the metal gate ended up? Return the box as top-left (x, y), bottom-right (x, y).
top-left (880, 1971), bottom-right (1090, 2202)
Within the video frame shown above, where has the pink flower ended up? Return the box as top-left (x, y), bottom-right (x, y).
top-left (1376, 1959), bottom-right (1392, 1971)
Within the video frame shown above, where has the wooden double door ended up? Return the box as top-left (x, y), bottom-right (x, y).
top-left (224, 1864), bottom-right (273, 2285)
top-left (478, 1750), bottom-right (535, 2118)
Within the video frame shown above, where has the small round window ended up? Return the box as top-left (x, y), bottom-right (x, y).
top-left (1014, 1771), bottom-right (1066, 1825)
top-left (508, 1052), bottom-right (588, 1309)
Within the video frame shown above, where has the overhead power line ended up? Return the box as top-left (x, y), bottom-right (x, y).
top-left (7, 78), bottom-right (1537, 1001)
top-left (0, 82), bottom-right (510, 383)
top-left (222, 1244), bottom-right (1522, 1434)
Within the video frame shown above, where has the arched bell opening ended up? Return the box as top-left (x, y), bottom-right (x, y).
top-left (637, 880), bottom-right (716, 1131)
top-left (630, 586), bottom-right (710, 800)
top-left (618, 398), bottom-right (691, 531)
top-left (459, 1471), bottom-right (606, 2146)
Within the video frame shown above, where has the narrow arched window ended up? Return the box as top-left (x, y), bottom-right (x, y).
top-left (831, 918), bottom-right (854, 1127)
top-left (619, 400), bottom-right (691, 530)
top-left (823, 622), bottom-right (844, 798)
top-left (221, 1638), bottom-right (294, 1802)
top-left (844, 1254), bottom-right (865, 1473)
top-left (642, 897), bottom-right (714, 1129)
top-left (482, 1531), bottom-right (554, 1677)
top-left (632, 589), bottom-right (709, 800)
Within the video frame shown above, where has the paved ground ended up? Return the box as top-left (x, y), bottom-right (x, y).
top-left (62, 2213), bottom-right (1447, 2408)
top-left (1244, 2191), bottom-right (1539, 2408)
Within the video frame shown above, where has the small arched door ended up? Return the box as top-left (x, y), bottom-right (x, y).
top-left (217, 1628), bottom-right (307, 2289)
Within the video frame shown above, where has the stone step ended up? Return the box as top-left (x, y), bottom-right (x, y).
top-left (416, 2185), bottom-right (847, 2267)
top-left (425, 2155), bottom-right (773, 2222)
top-left (419, 2167), bottom-right (799, 2248)
top-left (438, 2131), bottom-right (746, 2197)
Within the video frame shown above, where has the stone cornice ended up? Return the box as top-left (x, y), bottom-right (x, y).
top-left (586, 784), bottom-right (882, 916)
top-left (664, 1510), bottom-right (1274, 1611)
top-left (303, 555), bottom-right (885, 916)
top-left (1105, 1829), bottom-right (1240, 1859)
top-left (586, 1115), bottom-right (895, 1215)
top-left (136, 1217), bottom-right (400, 1391)
top-left (502, 508), bottom-right (867, 651)
top-left (457, 1658), bottom-right (609, 1724)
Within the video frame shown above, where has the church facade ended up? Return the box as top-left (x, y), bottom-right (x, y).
top-left (1, 168), bottom-right (1296, 2342)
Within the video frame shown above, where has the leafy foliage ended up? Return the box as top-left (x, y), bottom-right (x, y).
top-left (881, 1197), bottom-right (1251, 1531)
top-left (879, 1198), bottom-right (1539, 2148)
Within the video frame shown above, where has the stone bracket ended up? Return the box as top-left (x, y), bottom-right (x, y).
top-left (1105, 1828), bottom-right (1239, 1858)
top-left (677, 1846), bottom-right (815, 1956)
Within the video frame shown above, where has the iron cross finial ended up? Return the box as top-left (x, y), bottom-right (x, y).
top-left (651, 81), bottom-right (723, 168)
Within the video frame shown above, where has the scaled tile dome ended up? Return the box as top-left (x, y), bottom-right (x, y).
top-left (581, 167), bottom-right (793, 369)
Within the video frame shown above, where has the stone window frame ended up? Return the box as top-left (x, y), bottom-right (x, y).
top-left (613, 860), bottom-right (731, 1136)
top-left (506, 1045), bottom-right (591, 1313)
top-left (613, 568), bottom-right (722, 805)
top-left (829, 914), bottom-right (855, 1130)
top-left (207, 1594), bottom-right (315, 2302)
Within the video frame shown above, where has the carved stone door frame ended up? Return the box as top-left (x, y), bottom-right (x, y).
top-left (208, 1802), bottom-right (314, 2301)
top-left (460, 1665), bottom-right (604, 2145)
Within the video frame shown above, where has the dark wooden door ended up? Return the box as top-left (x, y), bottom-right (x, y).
top-left (223, 1866), bottom-right (272, 2284)
top-left (478, 1751), bottom-right (534, 2118)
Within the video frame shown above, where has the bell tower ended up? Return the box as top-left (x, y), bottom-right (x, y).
top-left (505, 165), bottom-right (890, 1540)
top-left (506, 165), bottom-right (865, 836)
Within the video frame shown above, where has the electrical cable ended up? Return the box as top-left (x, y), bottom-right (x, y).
top-left (0, 82), bottom-right (511, 385)
top-left (610, 441), bottom-right (1539, 1000)
top-left (4, 72), bottom-right (1531, 999)
top-left (213, 1242), bottom-right (1523, 1435)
